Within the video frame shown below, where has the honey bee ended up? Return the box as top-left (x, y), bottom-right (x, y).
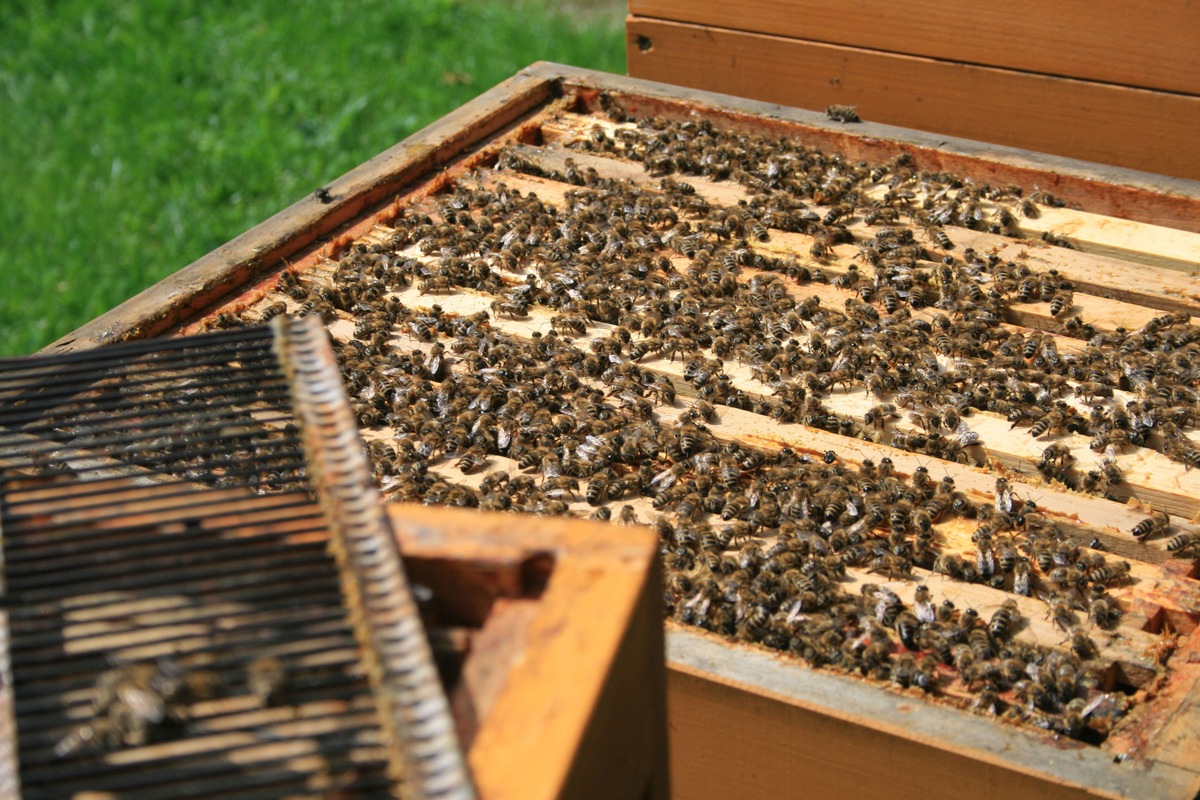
top-left (247, 655), bottom-right (287, 707)
top-left (1044, 592), bottom-right (1075, 632)
top-left (912, 584), bottom-right (936, 624)
top-left (1029, 409), bottom-right (1066, 438)
top-left (1068, 627), bottom-right (1100, 660)
top-left (1167, 531), bottom-right (1200, 555)
top-left (1163, 437), bottom-right (1200, 470)
top-left (1087, 587), bottom-right (1122, 629)
top-left (1131, 510), bottom-right (1169, 542)
top-left (824, 104), bottom-right (861, 123)
top-left (1036, 443), bottom-right (1074, 479)
top-left (993, 477), bottom-right (1013, 513)
top-left (56, 658), bottom-right (217, 756)
top-left (1040, 231), bottom-right (1076, 249)
top-left (863, 403), bottom-right (899, 429)
top-left (930, 228), bottom-right (954, 251)
top-left (1088, 559), bottom-right (1131, 585)
top-left (988, 599), bottom-right (1020, 641)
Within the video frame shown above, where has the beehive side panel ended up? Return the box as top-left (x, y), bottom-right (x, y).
top-left (625, 18), bottom-right (1200, 182)
top-left (559, 554), bottom-right (670, 800)
top-left (666, 666), bottom-right (1100, 800)
top-left (628, 0), bottom-right (1200, 96)
top-left (456, 517), bottom-right (663, 800)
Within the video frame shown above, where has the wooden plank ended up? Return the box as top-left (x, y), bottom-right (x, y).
top-left (473, 160), bottom-right (1189, 331)
top-left (665, 630), bottom-right (1200, 800)
top-left (628, 0), bottom-right (1200, 98)
top-left (1003, 206), bottom-right (1200, 274)
top-left (385, 505), bottom-right (668, 800)
top-left (529, 122), bottom-right (1200, 314)
top-left (1109, 623), bottom-right (1200, 776)
top-left (625, 19), bottom-right (1200, 182)
top-left (536, 63), bottom-right (1200, 235)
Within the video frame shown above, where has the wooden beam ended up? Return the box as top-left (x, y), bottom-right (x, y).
top-left (537, 116), bottom-right (1200, 314)
top-left (385, 505), bottom-right (669, 800)
top-left (628, 0), bottom-right (1200, 98)
top-left (625, 18), bottom-right (1200, 181)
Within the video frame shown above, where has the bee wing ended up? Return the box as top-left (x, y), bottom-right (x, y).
top-left (495, 424), bottom-right (513, 451)
top-left (118, 685), bottom-right (165, 724)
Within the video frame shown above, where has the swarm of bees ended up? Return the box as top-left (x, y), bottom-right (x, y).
top-left (204, 105), bottom-right (1200, 742)
top-left (56, 655), bottom-right (287, 757)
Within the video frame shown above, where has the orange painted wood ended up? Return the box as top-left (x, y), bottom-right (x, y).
top-left (665, 630), bottom-right (1200, 800)
top-left (629, 0), bottom-right (1200, 96)
top-left (626, 18), bottom-right (1200, 181)
top-left (387, 505), bottom-right (669, 800)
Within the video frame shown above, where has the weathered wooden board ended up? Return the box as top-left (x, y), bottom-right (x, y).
top-left (628, 0), bottom-right (1200, 96)
top-left (666, 631), bottom-right (1198, 800)
top-left (386, 505), bottom-right (668, 800)
top-left (626, 17), bottom-right (1200, 181)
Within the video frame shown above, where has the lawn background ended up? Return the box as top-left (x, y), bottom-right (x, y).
top-left (0, 0), bottom-right (625, 356)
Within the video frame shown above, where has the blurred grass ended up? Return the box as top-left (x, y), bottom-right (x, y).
top-left (0, 0), bottom-right (625, 356)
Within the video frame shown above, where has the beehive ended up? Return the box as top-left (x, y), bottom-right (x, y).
top-left (47, 63), bottom-right (1200, 799)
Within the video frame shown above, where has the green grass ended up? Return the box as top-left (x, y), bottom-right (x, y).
top-left (0, 0), bottom-right (625, 356)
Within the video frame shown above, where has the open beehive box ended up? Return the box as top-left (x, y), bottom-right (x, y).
top-left (40, 63), bottom-right (1200, 798)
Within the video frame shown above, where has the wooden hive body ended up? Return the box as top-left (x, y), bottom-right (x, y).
top-left (626, 0), bottom-right (1200, 181)
top-left (44, 63), bottom-right (1200, 799)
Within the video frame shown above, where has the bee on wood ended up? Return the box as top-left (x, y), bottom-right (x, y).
top-left (993, 477), bottom-right (1013, 513)
top-left (1131, 510), bottom-right (1169, 542)
top-left (857, 402), bottom-right (902, 432)
top-left (258, 300), bottom-right (288, 322)
top-left (1167, 531), bottom-right (1200, 555)
top-left (824, 104), bottom-right (861, 123)
top-left (1013, 557), bottom-right (1033, 597)
top-left (988, 599), bottom-right (1020, 641)
top-left (1088, 559), bottom-right (1131, 585)
top-left (927, 226), bottom-right (954, 251)
top-left (247, 656), bottom-right (287, 707)
top-left (1040, 231), bottom-right (1076, 249)
top-left (1068, 627), bottom-right (1100, 660)
top-left (1087, 588), bottom-right (1122, 629)
top-left (1163, 436), bottom-right (1200, 470)
top-left (1029, 409), bottom-right (1067, 438)
top-left (1048, 289), bottom-right (1074, 317)
top-left (1044, 592), bottom-right (1076, 632)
